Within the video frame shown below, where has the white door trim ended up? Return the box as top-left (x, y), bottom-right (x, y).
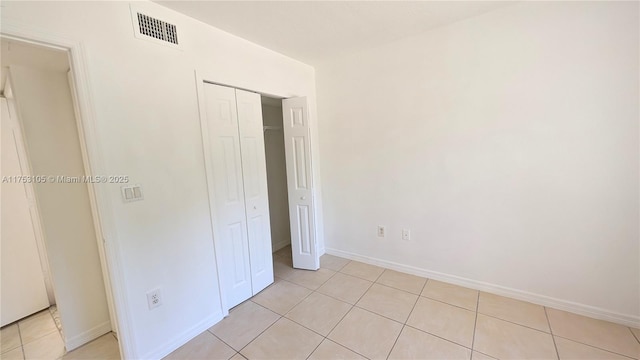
top-left (0, 22), bottom-right (134, 359)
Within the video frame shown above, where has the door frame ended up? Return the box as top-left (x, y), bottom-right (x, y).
top-left (194, 70), bottom-right (323, 314)
top-left (0, 25), bottom-right (134, 359)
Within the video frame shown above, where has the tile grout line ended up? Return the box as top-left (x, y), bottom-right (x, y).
top-left (544, 307), bottom-right (560, 360)
top-left (213, 299), bottom-right (283, 355)
top-left (235, 307), bottom-right (283, 356)
top-left (420, 293), bottom-right (478, 313)
top-left (470, 291), bottom-right (480, 354)
top-left (317, 259), bottom-right (375, 358)
top-left (384, 279), bottom-right (427, 360)
top-left (402, 323), bottom-right (474, 351)
top-left (17, 320), bottom-right (25, 359)
top-left (306, 288), bottom-right (371, 360)
top-left (550, 333), bottom-right (639, 359)
top-left (472, 308), bottom-right (554, 335)
top-left (628, 327), bottom-right (640, 345)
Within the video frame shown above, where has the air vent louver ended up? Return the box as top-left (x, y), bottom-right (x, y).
top-left (137, 13), bottom-right (178, 45)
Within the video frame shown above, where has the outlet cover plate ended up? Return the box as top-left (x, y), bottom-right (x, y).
top-left (146, 288), bottom-right (162, 310)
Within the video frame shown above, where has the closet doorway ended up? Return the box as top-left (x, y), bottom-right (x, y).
top-left (197, 79), bottom-right (321, 313)
top-left (261, 96), bottom-right (291, 255)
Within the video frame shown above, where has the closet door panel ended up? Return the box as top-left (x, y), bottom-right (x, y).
top-left (203, 83), bottom-right (252, 308)
top-left (282, 97), bottom-right (319, 270)
top-left (236, 89), bottom-right (274, 294)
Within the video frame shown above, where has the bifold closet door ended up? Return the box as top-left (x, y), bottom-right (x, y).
top-left (236, 89), bottom-right (274, 295)
top-left (203, 83), bottom-right (252, 308)
top-left (282, 97), bottom-right (319, 270)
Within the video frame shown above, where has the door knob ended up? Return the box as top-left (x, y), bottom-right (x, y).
top-left (300, 196), bottom-right (306, 200)
top-left (253, 206), bottom-right (257, 210)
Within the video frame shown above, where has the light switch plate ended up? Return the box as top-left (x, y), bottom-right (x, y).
top-left (121, 184), bottom-right (144, 202)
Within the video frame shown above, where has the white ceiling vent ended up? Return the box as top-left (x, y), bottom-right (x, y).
top-left (130, 4), bottom-right (182, 50)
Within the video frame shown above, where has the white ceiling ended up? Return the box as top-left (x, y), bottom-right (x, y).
top-left (1, 38), bottom-right (69, 93)
top-left (156, 1), bottom-right (514, 65)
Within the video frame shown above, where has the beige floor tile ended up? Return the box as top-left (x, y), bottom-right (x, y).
top-left (209, 301), bottom-right (279, 351)
top-left (285, 292), bottom-right (352, 336)
top-left (356, 284), bottom-right (418, 323)
top-left (1, 347), bottom-right (24, 360)
top-left (376, 270), bottom-right (426, 295)
top-left (274, 246), bottom-right (292, 257)
top-left (328, 307), bottom-right (402, 360)
top-left (284, 268), bottom-right (336, 290)
top-left (22, 331), bottom-right (65, 360)
top-left (317, 273), bottom-right (372, 304)
top-left (230, 353), bottom-right (246, 360)
top-left (406, 297), bottom-right (475, 348)
top-left (18, 311), bottom-right (58, 344)
top-left (340, 261), bottom-right (385, 282)
top-left (273, 260), bottom-right (295, 279)
top-left (472, 351), bottom-right (497, 360)
top-left (421, 280), bottom-right (478, 311)
top-left (477, 292), bottom-right (549, 332)
top-left (241, 318), bottom-right (322, 360)
top-left (474, 314), bottom-right (557, 359)
top-left (630, 327), bottom-right (640, 343)
top-left (554, 336), bottom-right (631, 360)
top-left (388, 326), bottom-right (471, 360)
top-left (63, 333), bottom-right (120, 360)
top-left (1, 324), bottom-right (21, 353)
top-left (163, 331), bottom-right (234, 360)
top-left (546, 308), bottom-right (640, 358)
top-left (320, 254), bottom-right (350, 272)
top-left (308, 339), bottom-right (366, 360)
top-left (252, 280), bottom-right (311, 315)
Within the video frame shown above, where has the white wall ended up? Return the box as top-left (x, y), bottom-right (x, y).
top-left (262, 102), bottom-right (292, 252)
top-left (317, 1), bottom-right (639, 325)
top-left (2, 1), bottom-right (318, 358)
top-left (9, 65), bottom-right (112, 344)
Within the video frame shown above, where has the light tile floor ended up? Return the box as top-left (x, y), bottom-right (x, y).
top-left (5, 250), bottom-right (638, 359)
top-left (165, 247), bottom-right (640, 360)
top-left (0, 307), bottom-right (120, 360)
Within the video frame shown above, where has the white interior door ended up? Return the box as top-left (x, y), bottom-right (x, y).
top-left (203, 83), bottom-right (252, 308)
top-left (1, 97), bottom-right (50, 326)
top-left (282, 97), bottom-right (319, 270)
top-left (236, 89), bottom-right (274, 294)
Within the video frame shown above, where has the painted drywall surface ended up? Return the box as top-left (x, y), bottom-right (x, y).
top-left (1, 1), bottom-right (319, 357)
top-left (9, 66), bottom-right (111, 342)
top-left (262, 103), bottom-right (292, 251)
top-left (317, 1), bottom-right (639, 320)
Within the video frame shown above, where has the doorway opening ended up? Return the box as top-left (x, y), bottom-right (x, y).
top-left (261, 96), bottom-right (292, 256)
top-left (0, 38), bottom-right (119, 357)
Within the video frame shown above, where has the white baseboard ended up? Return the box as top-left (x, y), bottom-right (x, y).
top-left (272, 239), bottom-right (291, 253)
top-left (64, 320), bottom-right (112, 351)
top-left (139, 311), bottom-right (224, 360)
top-left (326, 248), bottom-right (640, 328)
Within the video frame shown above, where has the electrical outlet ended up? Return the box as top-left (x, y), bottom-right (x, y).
top-left (146, 288), bottom-right (162, 310)
top-left (402, 229), bottom-right (411, 241)
top-left (377, 226), bottom-right (385, 237)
